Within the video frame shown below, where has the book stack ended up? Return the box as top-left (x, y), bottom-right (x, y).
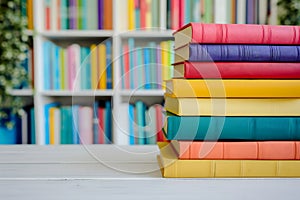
top-left (158, 23), bottom-right (300, 178)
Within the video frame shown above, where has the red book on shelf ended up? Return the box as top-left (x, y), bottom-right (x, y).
top-left (140, 0), bottom-right (147, 29)
top-left (173, 61), bottom-right (300, 79)
top-left (171, 0), bottom-right (180, 30)
top-left (171, 141), bottom-right (300, 160)
top-left (173, 23), bottom-right (300, 48)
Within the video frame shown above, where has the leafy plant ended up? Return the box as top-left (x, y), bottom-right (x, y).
top-left (277, 0), bottom-right (300, 25)
top-left (0, 0), bottom-right (29, 129)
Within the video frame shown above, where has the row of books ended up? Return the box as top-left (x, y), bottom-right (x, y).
top-left (158, 23), bottom-right (300, 178)
top-left (44, 101), bottom-right (112, 145)
top-left (0, 107), bottom-right (35, 145)
top-left (43, 40), bottom-right (112, 90)
top-left (127, 102), bottom-right (165, 145)
top-left (121, 39), bottom-right (174, 90)
top-left (44, 0), bottom-right (112, 30)
top-left (167, 0), bottom-right (274, 29)
top-left (21, 0), bottom-right (34, 30)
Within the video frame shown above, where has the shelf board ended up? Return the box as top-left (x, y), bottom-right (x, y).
top-left (40, 30), bottom-right (114, 38)
top-left (119, 30), bottom-right (174, 38)
top-left (40, 90), bottom-right (114, 96)
top-left (24, 29), bottom-right (34, 36)
top-left (120, 89), bottom-right (164, 96)
top-left (8, 89), bottom-right (34, 96)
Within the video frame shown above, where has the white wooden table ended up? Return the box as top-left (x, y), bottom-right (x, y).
top-left (0, 145), bottom-right (300, 200)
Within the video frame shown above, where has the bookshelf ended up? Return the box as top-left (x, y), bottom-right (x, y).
top-left (12, 0), bottom-right (279, 145)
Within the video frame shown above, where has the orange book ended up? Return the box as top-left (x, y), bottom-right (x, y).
top-left (171, 140), bottom-right (300, 160)
top-left (103, 0), bottom-right (113, 29)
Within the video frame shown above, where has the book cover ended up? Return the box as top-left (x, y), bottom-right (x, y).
top-left (173, 23), bottom-right (300, 49)
top-left (164, 115), bottom-right (300, 141)
top-left (165, 96), bottom-right (300, 116)
top-left (157, 142), bottom-right (300, 178)
top-left (175, 44), bottom-right (300, 63)
top-left (172, 61), bottom-right (300, 79)
top-left (171, 140), bottom-right (300, 160)
top-left (165, 79), bottom-right (300, 98)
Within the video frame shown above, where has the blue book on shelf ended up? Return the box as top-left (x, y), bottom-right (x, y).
top-left (81, 0), bottom-right (87, 30)
top-left (135, 2), bottom-right (140, 29)
top-left (136, 101), bottom-right (146, 144)
top-left (44, 102), bottom-right (60, 145)
top-left (184, 0), bottom-right (192, 24)
top-left (128, 38), bottom-right (135, 89)
top-left (143, 48), bottom-right (151, 89)
top-left (164, 115), bottom-right (300, 141)
top-left (181, 44), bottom-right (300, 62)
top-left (72, 105), bottom-right (80, 144)
top-left (136, 47), bottom-right (144, 89)
top-left (148, 42), bottom-right (157, 89)
top-left (93, 102), bottom-right (99, 144)
top-left (53, 45), bottom-right (60, 90)
top-left (60, 0), bottom-right (69, 29)
top-left (128, 104), bottom-right (135, 145)
top-left (30, 107), bottom-right (35, 144)
top-left (43, 42), bottom-right (51, 90)
top-left (104, 101), bottom-right (112, 144)
top-left (106, 40), bottom-right (112, 89)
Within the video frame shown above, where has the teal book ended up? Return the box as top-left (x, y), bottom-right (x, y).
top-left (164, 115), bottom-right (300, 141)
top-left (184, 0), bottom-right (191, 24)
top-left (80, 47), bottom-right (90, 89)
top-left (136, 47), bottom-right (144, 89)
top-left (93, 102), bottom-right (99, 144)
top-left (143, 48), bottom-right (151, 89)
top-left (148, 42), bottom-right (157, 89)
top-left (152, 0), bottom-right (159, 28)
top-left (43, 41), bottom-right (51, 90)
top-left (72, 105), bottom-right (80, 144)
top-left (30, 108), bottom-right (35, 144)
top-left (129, 103), bottom-right (135, 145)
top-left (60, 0), bottom-right (69, 29)
top-left (65, 107), bottom-right (73, 144)
top-left (128, 38), bottom-right (135, 89)
top-left (60, 106), bottom-right (72, 144)
top-left (104, 101), bottom-right (112, 144)
top-left (105, 40), bottom-right (112, 89)
top-left (136, 101), bottom-right (146, 144)
top-left (86, 0), bottom-right (98, 30)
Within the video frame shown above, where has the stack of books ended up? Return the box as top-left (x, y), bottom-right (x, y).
top-left (158, 23), bottom-right (300, 178)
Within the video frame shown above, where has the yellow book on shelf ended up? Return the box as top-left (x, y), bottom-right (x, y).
top-left (157, 142), bottom-right (300, 178)
top-left (90, 44), bottom-right (98, 89)
top-left (128, 0), bottom-right (135, 30)
top-left (98, 44), bottom-right (106, 89)
top-left (49, 107), bottom-right (60, 145)
top-left (165, 79), bottom-right (300, 98)
top-left (161, 41), bottom-right (169, 89)
top-left (165, 96), bottom-right (300, 116)
top-left (27, 0), bottom-right (34, 29)
top-left (145, 0), bottom-right (152, 29)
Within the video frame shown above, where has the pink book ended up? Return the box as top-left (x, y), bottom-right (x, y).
top-left (171, 0), bottom-right (180, 30)
top-left (140, 0), bottom-right (147, 29)
top-left (79, 107), bottom-right (93, 144)
top-left (123, 44), bottom-right (130, 89)
top-left (173, 23), bottom-right (300, 48)
top-left (171, 140), bottom-right (300, 160)
top-left (155, 105), bottom-right (165, 142)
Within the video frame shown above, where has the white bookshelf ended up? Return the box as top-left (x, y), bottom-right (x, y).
top-left (29, 0), bottom-right (173, 145)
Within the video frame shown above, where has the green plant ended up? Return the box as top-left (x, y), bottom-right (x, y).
top-left (0, 0), bottom-right (29, 129)
top-left (277, 0), bottom-right (300, 25)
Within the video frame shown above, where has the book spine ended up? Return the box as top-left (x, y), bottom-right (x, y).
top-left (106, 40), bottom-right (112, 89)
top-left (69, 0), bottom-right (76, 29)
top-left (128, 104), bottom-right (135, 145)
top-left (98, 0), bottom-right (103, 29)
top-left (179, 62), bottom-right (300, 79)
top-left (174, 141), bottom-right (300, 160)
top-left (143, 48), bottom-right (151, 89)
top-left (103, 0), bottom-right (113, 29)
top-left (136, 101), bottom-right (146, 145)
top-left (188, 23), bottom-right (300, 44)
top-left (104, 101), bottom-right (112, 144)
top-left (166, 116), bottom-right (300, 141)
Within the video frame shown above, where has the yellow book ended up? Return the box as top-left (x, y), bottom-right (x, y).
top-left (161, 41), bottom-right (169, 89)
top-left (90, 44), bottom-right (98, 89)
top-left (27, 0), bottom-right (34, 30)
top-left (158, 142), bottom-right (300, 178)
top-left (145, 0), bottom-right (152, 29)
top-left (165, 96), bottom-right (300, 116)
top-left (98, 44), bottom-right (106, 89)
top-left (49, 107), bottom-right (57, 145)
top-left (128, 0), bottom-right (135, 30)
top-left (165, 79), bottom-right (300, 98)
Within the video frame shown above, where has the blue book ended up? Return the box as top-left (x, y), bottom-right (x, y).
top-left (93, 102), bottom-right (99, 144)
top-left (43, 42), bottom-right (51, 90)
top-left (143, 48), bottom-right (151, 89)
top-left (53, 45), bottom-right (60, 90)
top-left (30, 108), bottom-right (35, 144)
top-left (177, 44), bottom-right (300, 62)
top-left (106, 40), bottom-right (112, 89)
top-left (44, 102), bottom-right (60, 145)
top-left (80, 47), bottom-right (88, 89)
top-left (165, 115), bottom-right (300, 141)
top-left (136, 47), bottom-right (144, 89)
top-left (72, 105), bottom-right (80, 144)
top-left (128, 104), bottom-right (135, 145)
top-left (60, 0), bottom-right (69, 29)
top-left (184, 0), bottom-right (191, 24)
top-left (148, 42), bottom-right (157, 89)
top-left (136, 101), bottom-right (146, 144)
top-left (104, 101), bottom-right (112, 144)
top-left (135, 3), bottom-right (140, 29)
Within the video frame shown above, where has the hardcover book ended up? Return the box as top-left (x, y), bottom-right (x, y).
top-left (164, 115), bottom-right (300, 141)
top-left (165, 79), bottom-right (300, 98)
top-left (171, 140), bottom-right (300, 160)
top-left (157, 142), bottom-right (300, 178)
top-left (173, 23), bottom-right (300, 49)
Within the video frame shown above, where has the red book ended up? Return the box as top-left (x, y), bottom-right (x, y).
top-left (98, 107), bottom-right (105, 144)
top-left (123, 44), bottom-right (130, 89)
top-left (179, 0), bottom-right (184, 28)
top-left (45, 2), bottom-right (51, 30)
top-left (173, 23), bottom-right (300, 49)
top-left (171, 0), bottom-right (180, 30)
top-left (171, 140), bottom-right (300, 160)
top-left (173, 61), bottom-right (300, 79)
top-left (140, 0), bottom-right (147, 29)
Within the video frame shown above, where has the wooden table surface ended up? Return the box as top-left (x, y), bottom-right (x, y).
top-left (0, 145), bottom-right (300, 200)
